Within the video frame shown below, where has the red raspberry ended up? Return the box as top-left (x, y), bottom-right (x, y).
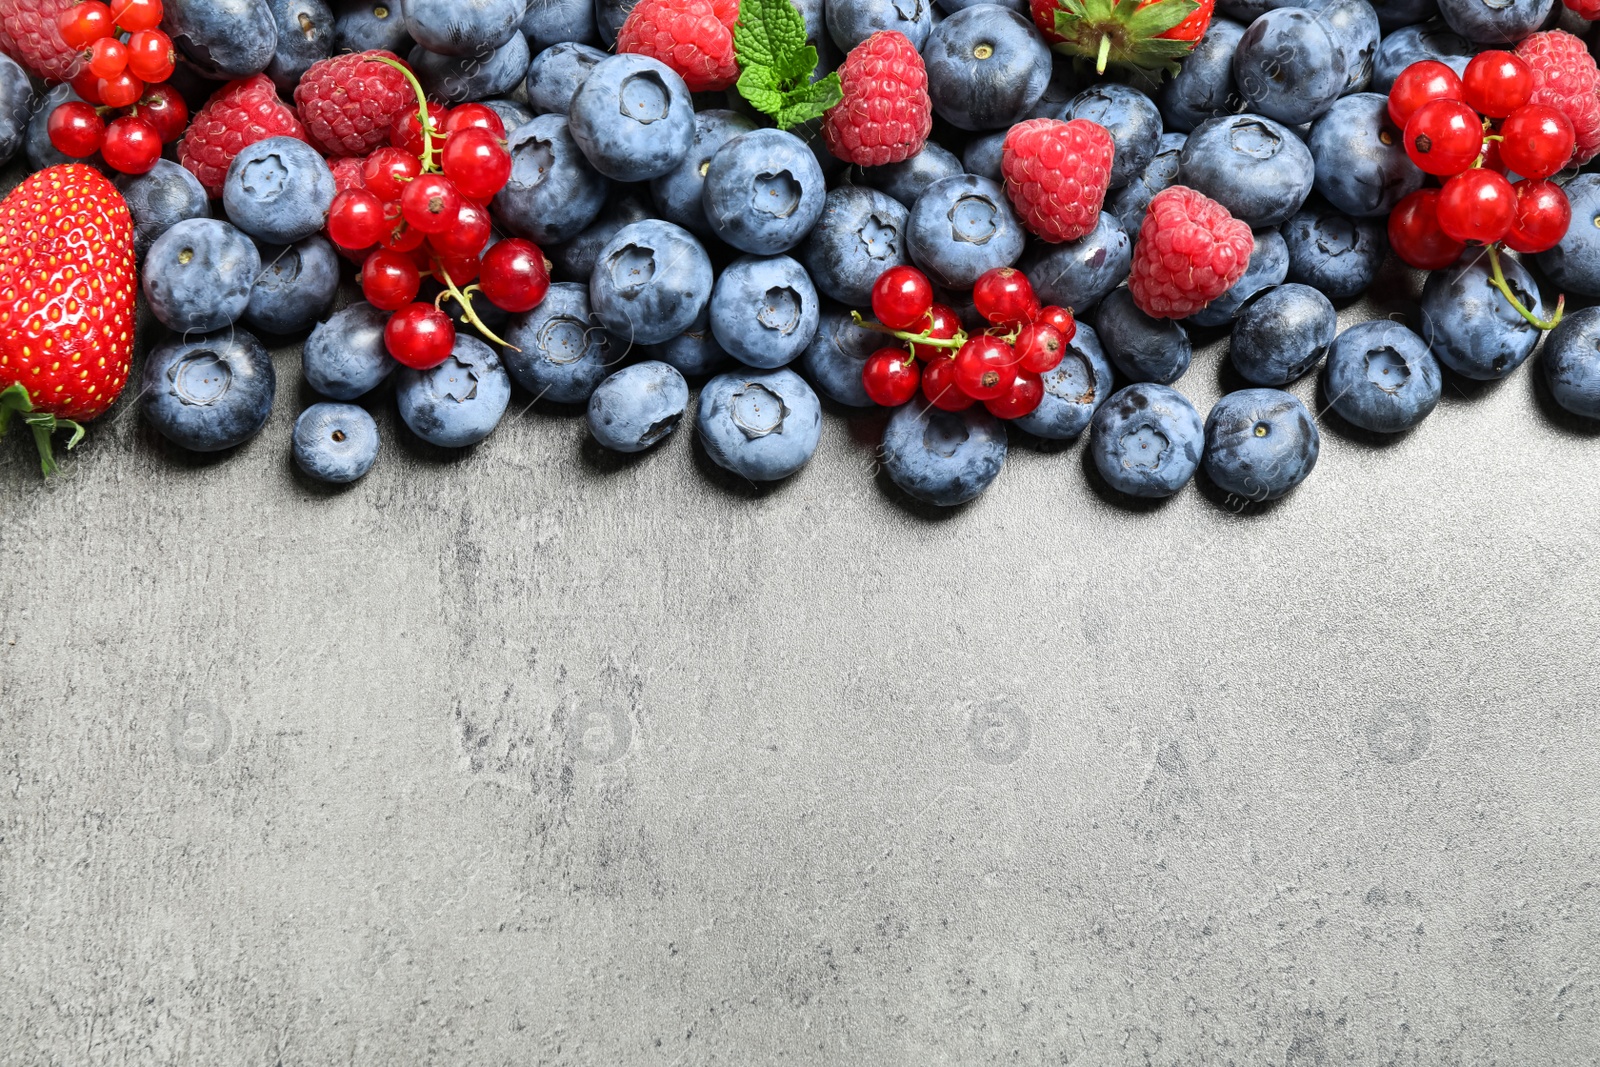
top-left (329, 155), bottom-right (368, 193)
top-left (1516, 30), bottom-right (1600, 164)
top-left (1001, 117), bottom-right (1114, 244)
top-left (1128, 186), bottom-right (1253, 319)
top-left (178, 75), bottom-right (310, 198)
top-left (1561, 0), bottom-right (1600, 22)
top-left (616, 0), bottom-right (736, 93)
top-left (821, 31), bottom-right (932, 167)
top-left (294, 49), bottom-right (415, 158)
top-left (0, 0), bottom-right (79, 81)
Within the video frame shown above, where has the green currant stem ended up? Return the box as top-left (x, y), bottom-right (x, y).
top-left (850, 310), bottom-right (965, 350)
top-left (365, 54), bottom-right (436, 171)
top-left (0, 382), bottom-right (83, 477)
top-left (433, 265), bottom-right (521, 351)
top-left (1486, 244), bottom-right (1564, 332)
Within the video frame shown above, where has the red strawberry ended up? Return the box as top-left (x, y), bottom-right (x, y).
top-left (0, 0), bottom-right (80, 82)
top-left (1032, 0), bottom-right (1214, 74)
top-left (1001, 117), bottom-right (1115, 243)
top-left (822, 30), bottom-right (933, 167)
top-left (616, 0), bottom-right (737, 92)
top-left (0, 164), bottom-right (137, 474)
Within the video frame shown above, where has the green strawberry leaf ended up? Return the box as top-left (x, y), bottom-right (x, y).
top-left (734, 0), bottom-right (841, 130)
top-left (1125, 0), bottom-right (1200, 39)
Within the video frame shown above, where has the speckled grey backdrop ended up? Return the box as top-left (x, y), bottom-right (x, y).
top-left (4, 207), bottom-right (1600, 1063)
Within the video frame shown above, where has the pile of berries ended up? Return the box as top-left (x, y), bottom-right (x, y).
top-left (44, 0), bottom-right (184, 175)
top-left (859, 265), bottom-right (1076, 420)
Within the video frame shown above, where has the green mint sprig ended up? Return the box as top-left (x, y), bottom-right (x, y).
top-left (734, 0), bottom-right (842, 130)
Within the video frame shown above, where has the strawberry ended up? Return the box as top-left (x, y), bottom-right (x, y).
top-left (0, 164), bottom-right (137, 475)
top-left (1032, 0), bottom-right (1214, 74)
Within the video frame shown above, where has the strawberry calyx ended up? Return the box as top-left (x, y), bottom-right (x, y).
top-left (0, 383), bottom-right (86, 477)
top-left (1041, 0), bottom-right (1207, 75)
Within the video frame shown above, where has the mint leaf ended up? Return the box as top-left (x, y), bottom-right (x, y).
top-left (734, 0), bottom-right (839, 130)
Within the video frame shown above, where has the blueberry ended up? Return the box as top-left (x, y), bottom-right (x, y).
top-left (1217, 0), bottom-right (1283, 21)
top-left (115, 159), bottom-right (211, 260)
top-left (697, 368), bottom-right (824, 481)
top-left (703, 128), bottom-right (827, 255)
top-left (1233, 9), bottom-right (1347, 126)
top-left (1019, 211), bottom-right (1131, 313)
top-left (265, 0), bottom-right (334, 93)
top-left (1308, 0), bottom-right (1380, 93)
top-left (590, 220), bottom-right (714, 347)
top-left (402, 0), bottom-right (520, 55)
top-left (0, 53), bottom-right (32, 166)
top-left (1096, 287), bottom-right (1192, 385)
top-left (650, 109), bottom-right (759, 239)
top-left (594, 0), bottom-right (639, 46)
top-left (1108, 132), bottom-right (1185, 241)
top-left (1185, 227), bottom-right (1288, 328)
top-left (1542, 307), bottom-right (1600, 420)
top-left (923, 5), bottom-right (1052, 131)
top-left (293, 402), bottom-right (380, 482)
top-left (906, 174), bottom-right (1026, 288)
top-left (938, 0), bottom-right (1028, 10)
top-left (1178, 114), bottom-right (1313, 228)
top-left (525, 42), bottom-right (608, 116)
top-left (1306, 93), bottom-right (1423, 218)
top-left (797, 305), bottom-right (881, 406)
top-left (333, 0), bottom-right (412, 52)
top-left (586, 361), bottom-right (691, 452)
top-left (481, 98), bottom-right (533, 133)
top-left (141, 329), bottom-right (276, 452)
top-left (521, 0), bottom-right (600, 48)
top-left (709, 255), bottom-right (821, 370)
top-left (1282, 200), bottom-right (1386, 299)
top-left (1021, 60), bottom-right (1082, 120)
top-left (303, 302), bottom-right (395, 399)
top-left (1158, 17), bottom-right (1246, 133)
top-left (643, 305), bottom-right (729, 378)
top-left (1011, 320), bottom-right (1114, 440)
top-left (1229, 282), bottom-right (1335, 386)
top-left (828, 0), bottom-right (932, 51)
top-left (28, 84), bottom-right (89, 172)
top-left (1323, 319), bottom-right (1442, 431)
top-left (1067, 84), bottom-right (1163, 191)
top-left (1536, 175), bottom-right (1600, 298)
top-left (1203, 389), bottom-right (1319, 500)
top-left (795, 186), bottom-right (910, 306)
top-left (1436, 0), bottom-right (1552, 43)
top-left (398, 335), bottom-right (513, 447)
top-left (865, 142), bottom-right (964, 209)
top-left (962, 130), bottom-right (1007, 181)
top-left (165, 0), bottom-right (280, 79)
top-left (1371, 0), bottom-right (1439, 31)
top-left (1088, 383), bottom-right (1204, 497)
top-left (568, 54), bottom-right (695, 182)
top-left (548, 194), bottom-right (652, 282)
top-left (493, 114), bottom-right (610, 245)
top-left (881, 400), bottom-right (1008, 505)
top-left (1370, 20), bottom-right (1473, 92)
top-left (222, 136), bottom-right (336, 244)
top-left (1420, 253), bottom-right (1545, 381)
top-left (143, 219), bottom-right (262, 333)
top-left (245, 235), bottom-right (339, 335)
top-left (502, 282), bottom-right (617, 401)
top-left (409, 31), bottom-right (528, 103)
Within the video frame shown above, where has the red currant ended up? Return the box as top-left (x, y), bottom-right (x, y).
top-left (972, 267), bottom-right (1039, 327)
top-left (70, 67), bottom-right (103, 105)
top-left (443, 103), bottom-right (506, 139)
top-left (47, 101), bottom-right (105, 158)
top-left (135, 83), bottom-right (188, 143)
top-left (328, 188), bottom-right (388, 250)
top-left (126, 29), bottom-right (175, 83)
top-left (430, 201), bottom-right (492, 259)
top-left (58, 2), bottom-right (114, 49)
top-left (391, 108), bottom-right (446, 157)
top-left (1436, 168), bottom-right (1517, 246)
top-left (97, 71), bottom-right (143, 109)
top-left (1461, 51), bottom-right (1533, 119)
top-left (861, 348), bottom-right (920, 406)
top-left (400, 173), bottom-right (461, 234)
top-left (362, 147), bottom-right (422, 201)
top-left (378, 201), bottom-right (427, 252)
top-left (100, 115), bottom-right (161, 174)
top-left (441, 127), bottom-right (512, 202)
top-left (479, 239), bottom-right (551, 313)
top-left (1033, 305), bottom-right (1076, 342)
top-left (361, 249), bottom-right (421, 310)
top-left (110, 0), bottom-right (164, 32)
top-left (1015, 322), bottom-right (1066, 373)
top-left (1503, 178), bottom-right (1571, 255)
top-left (1388, 189), bottom-right (1465, 269)
top-left (86, 36), bottom-right (128, 80)
top-left (1498, 104), bottom-right (1575, 181)
top-left (871, 265), bottom-right (934, 330)
top-left (921, 355), bottom-right (974, 411)
top-left (432, 253), bottom-right (480, 286)
top-left (1387, 60), bottom-right (1464, 129)
top-left (984, 370), bottom-right (1044, 420)
top-left (385, 302), bottom-right (456, 369)
top-left (1403, 99), bottom-right (1483, 176)
top-left (952, 335), bottom-right (1018, 401)
top-left (908, 302), bottom-right (961, 361)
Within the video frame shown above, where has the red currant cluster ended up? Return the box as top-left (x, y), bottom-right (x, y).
top-left (857, 265), bottom-right (1075, 419)
top-left (327, 58), bottom-right (548, 370)
top-left (45, 0), bottom-right (185, 175)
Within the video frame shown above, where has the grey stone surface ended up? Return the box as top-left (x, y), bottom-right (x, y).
top-left (3, 220), bottom-right (1600, 1064)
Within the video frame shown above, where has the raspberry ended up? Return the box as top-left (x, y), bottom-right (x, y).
top-left (1516, 30), bottom-right (1600, 165)
top-left (1001, 117), bottom-right (1114, 243)
top-left (1562, 0), bottom-right (1600, 21)
top-left (329, 155), bottom-right (368, 193)
top-left (616, 0), bottom-right (736, 93)
top-left (294, 50), bottom-right (415, 158)
top-left (178, 75), bottom-right (309, 198)
top-left (821, 31), bottom-right (932, 167)
top-left (0, 0), bottom-right (79, 81)
top-left (1128, 186), bottom-right (1253, 319)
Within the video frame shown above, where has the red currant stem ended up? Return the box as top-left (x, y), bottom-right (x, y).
top-left (0, 382), bottom-right (84, 477)
top-left (433, 266), bottom-right (521, 351)
top-left (849, 310), bottom-right (964, 349)
top-left (365, 54), bottom-right (436, 171)
top-left (1485, 244), bottom-right (1564, 332)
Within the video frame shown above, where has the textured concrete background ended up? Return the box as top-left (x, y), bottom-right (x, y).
top-left (4, 234), bottom-right (1600, 1062)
